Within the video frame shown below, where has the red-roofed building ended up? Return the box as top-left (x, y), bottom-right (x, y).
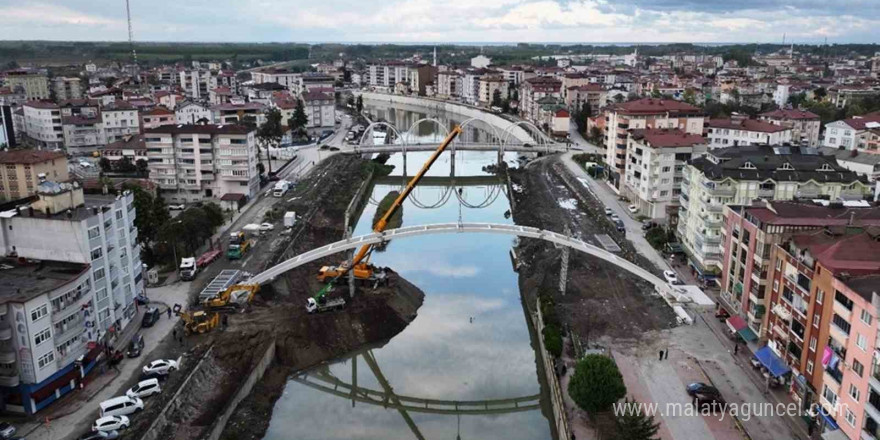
top-left (140, 106), bottom-right (176, 132)
top-left (623, 129), bottom-right (708, 219)
top-left (823, 112), bottom-right (880, 152)
top-left (759, 109), bottom-right (821, 147)
top-left (519, 76), bottom-right (562, 125)
top-left (707, 115), bottom-right (793, 148)
top-left (604, 98), bottom-right (705, 187)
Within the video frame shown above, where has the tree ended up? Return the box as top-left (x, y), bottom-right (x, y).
top-left (256, 162), bottom-right (265, 175)
top-left (135, 159), bottom-right (149, 177)
top-left (289, 98), bottom-right (309, 138)
top-left (257, 107), bottom-right (284, 174)
top-left (542, 325), bottom-right (563, 357)
top-left (121, 184), bottom-right (171, 266)
top-left (512, 89), bottom-right (519, 102)
top-left (492, 89), bottom-right (502, 107)
top-left (568, 354), bottom-right (627, 414)
top-left (114, 156), bottom-right (137, 173)
top-left (611, 398), bottom-right (661, 440)
top-left (98, 157), bottom-right (112, 173)
top-left (813, 87), bottom-right (828, 100)
top-left (683, 88), bottom-right (697, 105)
top-left (651, 86), bottom-right (661, 99)
top-left (355, 95), bottom-right (364, 114)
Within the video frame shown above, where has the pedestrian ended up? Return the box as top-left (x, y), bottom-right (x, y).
top-left (167, 307), bottom-right (172, 319)
top-left (734, 344), bottom-right (739, 355)
top-left (659, 350), bottom-right (664, 361)
top-left (664, 349), bottom-right (669, 360)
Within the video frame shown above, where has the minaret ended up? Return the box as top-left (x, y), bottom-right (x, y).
top-left (433, 47), bottom-right (437, 67)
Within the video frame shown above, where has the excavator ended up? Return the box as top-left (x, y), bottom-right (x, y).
top-left (173, 304), bottom-right (220, 335)
top-left (310, 125), bottom-right (463, 310)
top-left (203, 283), bottom-right (260, 312)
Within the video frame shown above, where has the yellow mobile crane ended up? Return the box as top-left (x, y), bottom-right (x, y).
top-left (310, 126), bottom-right (463, 311)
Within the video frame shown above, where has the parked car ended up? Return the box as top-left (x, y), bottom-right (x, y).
top-left (614, 220), bottom-right (625, 232)
top-left (168, 203), bottom-right (185, 210)
top-left (259, 223), bottom-right (275, 232)
top-left (641, 221), bottom-right (656, 231)
top-left (135, 294), bottom-right (149, 305)
top-left (139, 371), bottom-right (169, 382)
top-left (693, 391), bottom-right (727, 413)
top-left (126, 378), bottom-right (162, 399)
top-left (142, 359), bottom-right (179, 375)
top-left (628, 204), bottom-right (638, 214)
top-left (141, 308), bottom-right (160, 328)
top-left (663, 270), bottom-right (679, 285)
top-left (0, 422), bottom-right (16, 438)
top-left (79, 431), bottom-right (118, 440)
top-left (98, 396), bottom-right (143, 417)
top-left (610, 214), bottom-right (620, 222)
top-left (126, 334), bottom-right (145, 358)
top-left (92, 415), bottom-right (129, 432)
top-left (604, 208), bottom-right (613, 216)
top-left (686, 382), bottom-right (720, 397)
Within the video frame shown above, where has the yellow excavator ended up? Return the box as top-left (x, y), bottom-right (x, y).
top-left (311, 126), bottom-right (463, 309)
top-left (174, 306), bottom-right (220, 335)
top-left (203, 284), bottom-right (260, 312)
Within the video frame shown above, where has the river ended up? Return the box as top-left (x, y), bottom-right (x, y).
top-left (262, 107), bottom-right (552, 440)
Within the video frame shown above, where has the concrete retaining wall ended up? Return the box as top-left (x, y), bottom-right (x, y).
top-left (204, 341), bottom-right (276, 440)
top-left (141, 345), bottom-right (215, 440)
top-left (357, 92), bottom-right (536, 144)
top-left (534, 298), bottom-right (572, 440)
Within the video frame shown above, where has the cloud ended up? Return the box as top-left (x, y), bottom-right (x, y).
top-left (0, 2), bottom-right (121, 27)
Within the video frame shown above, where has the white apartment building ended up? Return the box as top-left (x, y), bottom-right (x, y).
top-left (5, 70), bottom-right (50, 101)
top-left (478, 76), bottom-right (508, 107)
top-left (51, 77), bottom-right (83, 101)
top-left (462, 71), bottom-right (485, 105)
top-left (706, 117), bottom-right (793, 148)
top-left (179, 69), bottom-right (217, 101)
top-left (367, 63), bottom-right (410, 89)
top-left (22, 102), bottom-right (63, 149)
top-left (677, 145), bottom-right (870, 277)
top-left (603, 98), bottom-right (704, 187)
top-left (144, 124), bottom-right (260, 203)
top-left (211, 102), bottom-right (266, 126)
top-left (519, 76), bottom-right (562, 126)
top-left (251, 68), bottom-right (301, 91)
top-left (623, 129), bottom-right (707, 219)
top-left (497, 67), bottom-right (527, 86)
top-left (101, 101), bottom-right (140, 144)
top-left (175, 102), bottom-right (213, 125)
top-left (0, 182), bottom-right (143, 414)
top-left (302, 91), bottom-right (335, 130)
top-left (436, 72), bottom-right (462, 99)
top-left (823, 113), bottom-right (880, 151)
top-left (759, 109), bottom-right (821, 147)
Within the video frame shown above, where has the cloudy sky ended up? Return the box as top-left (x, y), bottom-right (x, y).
top-left (0, 0), bottom-right (877, 44)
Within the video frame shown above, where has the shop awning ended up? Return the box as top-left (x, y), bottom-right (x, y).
top-left (755, 346), bottom-right (792, 378)
top-left (820, 410), bottom-right (840, 431)
top-left (738, 326), bottom-right (758, 342)
top-left (726, 315), bottom-right (747, 333)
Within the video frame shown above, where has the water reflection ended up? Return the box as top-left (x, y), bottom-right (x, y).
top-left (263, 151), bottom-right (551, 439)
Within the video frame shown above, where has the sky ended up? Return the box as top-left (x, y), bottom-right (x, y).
top-left (0, 0), bottom-right (877, 44)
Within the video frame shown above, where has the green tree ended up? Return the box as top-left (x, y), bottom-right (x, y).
top-left (542, 325), bottom-right (563, 358)
top-left (135, 158), bottom-right (149, 177)
top-left (612, 398), bottom-right (661, 440)
top-left (114, 156), bottom-right (137, 173)
top-left (121, 184), bottom-right (171, 266)
top-left (683, 88), bottom-right (697, 105)
top-left (645, 227), bottom-right (669, 250)
top-left (356, 95), bottom-right (364, 114)
top-left (98, 157), bottom-right (112, 173)
top-left (568, 354), bottom-right (627, 414)
top-left (257, 107), bottom-right (284, 174)
top-left (201, 202), bottom-right (225, 229)
top-left (289, 98), bottom-right (309, 137)
top-left (651, 86), bottom-right (661, 99)
top-left (813, 87), bottom-right (828, 100)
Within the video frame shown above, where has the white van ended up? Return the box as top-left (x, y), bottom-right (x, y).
top-left (99, 395), bottom-right (144, 417)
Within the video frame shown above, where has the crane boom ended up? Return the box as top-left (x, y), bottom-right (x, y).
top-left (314, 125), bottom-right (462, 295)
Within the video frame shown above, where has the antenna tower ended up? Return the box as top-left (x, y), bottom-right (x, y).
top-left (126, 0), bottom-right (137, 65)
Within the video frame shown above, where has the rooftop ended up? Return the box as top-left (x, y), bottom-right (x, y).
top-left (211, 102), bottom-right (266, 111)
top-left (0, 260), bottom-right (90, 304)
top-left (745, 201), bottom-right (880, 227)
top-left (707, 118), bottom-right (790, 133)
top-left (759, 109), bottom-right (820, 120)
top-left (692, 145), bottom-right (866, 183)
top-left (100, 134), bottom-right (145, 151)
top-left (611, 98), bottom-right (701, 115)
top-left (144, 124), bottom-right (253, 135)
top-left (842, 275), bottom-right (880, 302)
top-left (0, 149), bottom-right (66, 165)
top-left (631, 128), bottom-right (707, 148)
top-left (791, 232), bottom-right (880, 277)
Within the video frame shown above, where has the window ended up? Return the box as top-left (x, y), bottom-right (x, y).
top-left (832, 314), bottom-right (851, 334)
top-left (861, 309), bottom-right (873, 326)
top-left (806, 360), bottom-right (814, 374)
top-left (809, 336), bottom-right (817, 351)
top-left (776, 258), bottom-right (782, 271)
top-left (34, 328), bottom-right (51, 346)
top-left (773, 280), bottom-right (779, 292)
top-left (835, 290), bottom-right (854, 311)
top-left (91, 247), bottom-right (103, 261)
top-left (858, 333), bottom-right (867, 351)
top-left (853, 359), bottom-right (865, 378)
top-left (37, 351), bottom-right (55, 369)
top-left (850, 384), bottom-right (861, 402)
top-left (88, 226), bottom-right (100, 239)
top-left (846, 409), bottom-right (856, 427)
top-left (813, 314), bottom-right (820, 328)
top-left (94, 268), bottom-right (105, 281)
top-left (30, 304), bottom-right (48, 322)
top-left (816, 289), bottom-right (824, 304)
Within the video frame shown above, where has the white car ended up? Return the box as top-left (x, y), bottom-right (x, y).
top-left (610, 214), bottom-right (620, 222)
top-left (92, 415), bottom-right (129, 432)
top-left (168, 203), bottom-right (185, 211)
top-left (663, 270), bottom-right (679, 285)
top-left (628, 204), bottom-right (638, 214)
top-left (142, 359), bottom-right (179, 375)
top-left (259, 223), bottom-right (275, 232)
top-left (126, 378), bottom-right (162, 399)
top-left (604, 207), bottom-right (613, 216)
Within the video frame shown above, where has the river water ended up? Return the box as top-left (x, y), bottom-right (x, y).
top-left (262, 107), bottom-right (552, 440)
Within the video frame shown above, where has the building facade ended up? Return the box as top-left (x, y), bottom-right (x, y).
top-left (760, 109), bottom-right (821, 147)
top-left (707, 117), bottom-right (794, 148)
top-left (22, 102), bottom-right (63, 149)
top-left (0, 150), bottom-right (68, 201)
top-left (4, 70), bottom-right (50, 101)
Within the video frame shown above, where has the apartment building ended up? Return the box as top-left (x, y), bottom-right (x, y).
top-left (302, 91), bottom-right (335, 130)
top-left (179, 69), bottom-right (217, 101)
top-left (175, 101), bottom-right (212, 125)
top-left (706, 116), bottom-right (793, 148)
top-left (140, 107), bottom-right (176, 132)
top-left (98, 134), bottom-right (147, 164)
top-left (101, 101), bottom-right (140, 144)
top-left (211, 102), bottom-right (266, 126)
top-left (565, 84), bottom-right (606, 114)
top-left (678, 145), bottom-right (870, 279)
top-left (823, 113), bottom-right (880, 152)
top-left (519, 76), bottom-right (562, 126)
top-left (408, 66), bottom-right (437, 97)
top-left (51, 77), bottom-right (83, 101)
top-left (4, 70), bottom-right (49, 101)
top-left (759, 109), bottom-right (821, 147)
top-left (298, 73), bottom-right (335, 96)
top-left (22, 102), bottom-right (63, 149)
top-left (436, 71), bottom-right (462, 99)
top-left (604, 99), bottom-right (703, 187)
top-left (560, 73), bottom-right (591, 101)
top-left (623, 129), bottom-right (707, 220)
top-left (497, 67), bottom-right (528, 87)
top-left (251, 67), bottom-right (302, 91)
top-left (462, 70), bottom-right (487, 105)
top-left (478, 75), bottom-right (508, 107)
top-left (0, 150), bottom-right (68, 201)
top-left (367, 62), bottom-right (409, 89)
top-left (144, 124), bottom-right (259, 203)
top-left (0, 183), bottom-right (143, 414)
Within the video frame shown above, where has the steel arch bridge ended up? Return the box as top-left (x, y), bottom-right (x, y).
top-left (248, 222), bottom-right (665, 290)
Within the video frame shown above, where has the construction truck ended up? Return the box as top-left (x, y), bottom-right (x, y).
top-left (203, 284), bottom-right (259, 311)
top-left (310, 125), bottom-right (463, 311)
top-left (179, 257), bottom-right (197, 281)
top-left (227, 230), bottom-right (251, 260)
top-left (306, 296), bottom-right (346, 314)
top-left (174, 305), bottom-right (220, 335)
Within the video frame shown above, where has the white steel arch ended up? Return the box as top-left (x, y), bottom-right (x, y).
top-left (500, 121), bottom-right (547, 149)
top-left (404, 118), bottom-right (449, 147)
top-left (458, 117), bottom-right (502, 147)
top-left (358, 122), bottom-right (404, 147)
top-left (249, 222), bottom-right (665, 290)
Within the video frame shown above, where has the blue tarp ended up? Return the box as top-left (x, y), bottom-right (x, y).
top-left (754, 346), bottom-right (792, 378)
top-left (821, 410), bottom-right (840, 431)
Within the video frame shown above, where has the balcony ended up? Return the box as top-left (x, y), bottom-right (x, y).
top-left (0, 326), bottom-right (11, 341)
top-left (757, 188), bottom-right (775, 198)
top-left (825, 366), bottom-right (844, 387)
top-left (703, 217), bottom-right (722, 228)
top-left (0, 349), bottom-right (15, 364)
top-left (705, 185), bottom-right (736, 197)
top-left (830, 322), bottom-right (850, 345)
top-left (706, 204), bottom-right (723, 213)
top-left (833, 300), bottom-right (853, 322)
top-left (0, 371), bottom-right (19, 387)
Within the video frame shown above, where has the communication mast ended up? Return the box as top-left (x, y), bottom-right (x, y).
top-left (126, 0), bottom-right (137, 65)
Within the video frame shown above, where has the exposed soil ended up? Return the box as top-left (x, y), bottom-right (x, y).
top-left (509, 156), bottom-right (677, 344)
top-left (123, 154), bottom-right (425, 440)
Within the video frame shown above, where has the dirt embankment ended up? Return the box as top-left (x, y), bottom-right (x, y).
top-left (509, 157), bottom-right (676, 343)
top-left (131, 154), bottom-right (425, 440)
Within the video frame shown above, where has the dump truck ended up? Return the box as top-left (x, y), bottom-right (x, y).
top-left (306, 296), bottom-right (346, 314)
top-left (273, 180), bottom-right (290, 197)
top-left (227, 231), bottom-right (251, 260)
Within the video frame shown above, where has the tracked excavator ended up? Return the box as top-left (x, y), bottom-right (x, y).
top-left (309, 126), bottom-right (463, 312)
